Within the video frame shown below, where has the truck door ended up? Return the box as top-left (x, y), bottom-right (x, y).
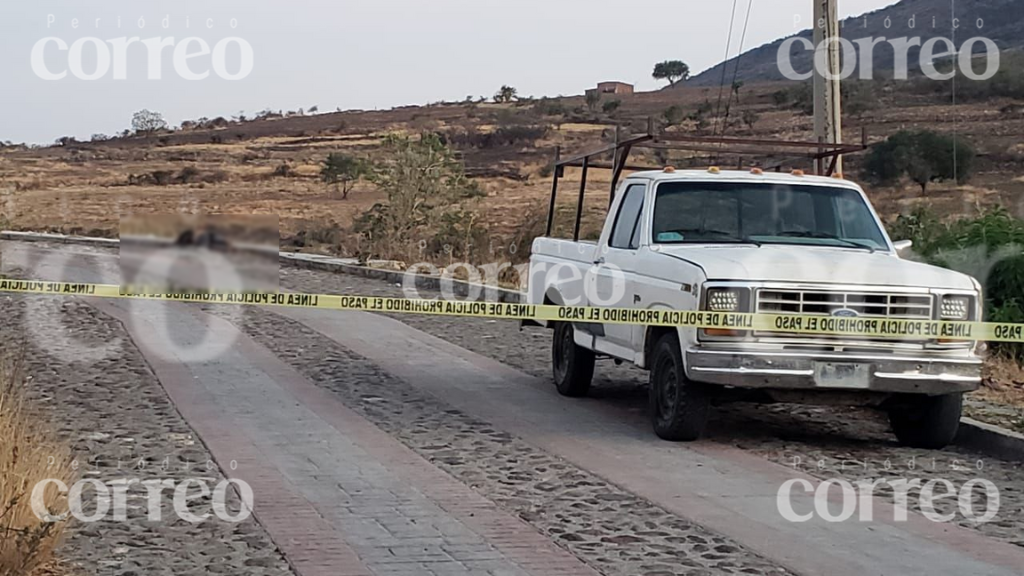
top-left (588, 182), bottom-right (645, 354)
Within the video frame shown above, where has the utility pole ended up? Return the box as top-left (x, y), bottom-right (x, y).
top-left (813, 0), bottom-right (843, 175)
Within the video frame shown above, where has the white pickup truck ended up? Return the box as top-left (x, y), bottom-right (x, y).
top-left (528, 167), bottom-right (982, 449)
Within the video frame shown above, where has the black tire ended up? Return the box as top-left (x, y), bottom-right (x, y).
top-left (649, 332), bottom-right (711, 441)
top-left (552, 322), bottom-right (595, 397)
top-left (888, 393), bottom-right (963, 449)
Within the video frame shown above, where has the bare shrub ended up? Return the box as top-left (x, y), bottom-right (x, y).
top-left (0, 346), bottom-right (76, 576)
top-left (287, 220), bottom-right (357, 253)
top-left (13, 179), bottom-right (46, 192)
top-left (177, 166), bottom-right (201, 184)
top-left (532, 98), bottom-right (566, 116)
top-left (127, 168), bottom-right (226, 186)
top-left (200, 170), bottom-right (228, 184)
top-left (444, 124), bottom-right (550, 150)
top-left (355, 133), bottom-right (485, 263)
top-left (506, 200), bottom-right (549, 265)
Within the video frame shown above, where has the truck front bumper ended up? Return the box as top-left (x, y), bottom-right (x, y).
top-left (685, 348), bottom-right (982, 395)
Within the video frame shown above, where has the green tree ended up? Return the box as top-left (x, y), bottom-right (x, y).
top-left (685, 101), bottom-right (714, 133)
top-left (356, 133), bottom-right (485, 261)
top-left (131, 109), bottom-right (167, 134)
top-left (585, 90), bottom-right (601, 111)
top-left (789, 82), bottom-right (814, 116)
top-left (741, 109), bottom-right (760, 130)
top-left (494, 85), bottom-right (518, 103)
top-left (653, 60), bottom-right (690, 86)
top-left (864, 130), bottom-right (975, 194)
top-left (731, 81), bottom-right (744, 102)
top-left (320, 153), bottom-right (368, 200)
top-left (663, 105), bottom-right (685, 126)
top-left (771, 90), bottom-right (790, 107)
top-left (602, 99), bottom-right (622, 114)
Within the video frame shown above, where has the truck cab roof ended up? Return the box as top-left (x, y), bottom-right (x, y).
top-left (625, 169), bottom-right (862, 190)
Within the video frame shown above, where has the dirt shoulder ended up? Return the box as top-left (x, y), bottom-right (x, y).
top-left (970, 359), bottom-right (1024, 434)
top-left (0, 292), bottom-right (293, 576)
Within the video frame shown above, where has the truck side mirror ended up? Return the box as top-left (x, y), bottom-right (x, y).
top-left (893, 240), bottom-right (913, 255)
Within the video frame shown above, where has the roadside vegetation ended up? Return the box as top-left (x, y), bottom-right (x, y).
top-left (320, 153), bottom-right (368, 200)
top-left (889, 208), bottom-right (1024, 363)
top-left (864, 130), bottom-right (975, 194)
top-left (353, 133), bottom-right (487, 265)
top-left (0, 346), bottom-right (76, 576)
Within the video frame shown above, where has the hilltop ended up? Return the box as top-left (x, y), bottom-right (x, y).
top-left (686, 0), bottom-right (1024, 87)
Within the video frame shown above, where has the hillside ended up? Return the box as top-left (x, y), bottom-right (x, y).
top-left (2, 77), bottom-right (1022, 265)
top-left (687, 0), bottom-right (1024, 87)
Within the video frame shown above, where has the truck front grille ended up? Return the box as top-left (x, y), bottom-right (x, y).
top-left (756, 288), bottom-right (933, 334)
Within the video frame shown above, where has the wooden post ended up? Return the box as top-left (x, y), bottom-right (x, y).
top-left (813, 0), bottom-right (843, 175)
top-left (545, 147), bottom-right (561, 237)
top-left (574, 157), bottom-right (589, 241)
top-left (609, 126), bottom-right (620, 208)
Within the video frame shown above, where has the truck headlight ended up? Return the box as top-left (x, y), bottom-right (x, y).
top-left (701, 287), bottom-right (750, 340)
top-left (941, 296), bottom-right (972, 320)
top-left (708, 289), bottom-right (740, 312)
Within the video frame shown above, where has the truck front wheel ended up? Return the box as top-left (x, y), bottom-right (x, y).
top-left (888, 393), bottom-right (963, 449)
top-left (649, 333), bottom-right (711, 441)
top-left (552, 322), bottom-right (595, 397)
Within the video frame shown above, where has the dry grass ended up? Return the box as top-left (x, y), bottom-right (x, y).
top-left (0, 346), bottom-right (76, 576)
top-left (3, 81), bottom-right (1022, 248)
top-left (980, 357), bottom-right (1024, 411)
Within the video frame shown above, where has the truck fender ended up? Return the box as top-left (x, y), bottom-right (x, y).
top-left (641, 325), bottom-right (683, 370)
top-left (544, 288), bottom-right (604, 338)
top-left (638, 299), bottom-right (699, 370)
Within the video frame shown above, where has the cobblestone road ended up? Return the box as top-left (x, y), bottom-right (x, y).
top-left (278, 266), bottom-right (1024, 549)
top-left (3, 242), bottom-right (1022, 576)
top-left (0, 295), bottom-right (293, 576)
top-left (208, 304), bottom-right (794, 576)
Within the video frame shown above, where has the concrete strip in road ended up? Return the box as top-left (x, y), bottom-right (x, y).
top-left (6, 236), bottom-right (594, 576)
top-left (276, 307), bottom-right (1024, 576)
top-left (87, 298), bottom-right (372, 576)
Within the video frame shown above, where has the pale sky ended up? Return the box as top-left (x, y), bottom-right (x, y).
top-left (1, 0), bottom-right (900, 144)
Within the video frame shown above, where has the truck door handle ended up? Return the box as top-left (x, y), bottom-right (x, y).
top-left (594, 257), bottom-right (606, 265)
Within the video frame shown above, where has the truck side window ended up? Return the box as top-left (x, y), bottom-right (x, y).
top-left (610, 184), bottom-right (645, 249)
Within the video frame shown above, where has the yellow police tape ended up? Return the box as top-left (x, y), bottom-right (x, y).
top-left (1, 278), bottom-right (1022, 343)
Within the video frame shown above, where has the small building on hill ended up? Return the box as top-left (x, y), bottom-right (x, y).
top-left (586, 81), bottom-right (634, 98)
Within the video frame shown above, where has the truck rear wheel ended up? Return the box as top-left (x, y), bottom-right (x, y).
top-left (649, 333), bottom-right (710, 441)
top-left (888, 392), bottom-right (963, 449)
top-left (552, 322), bottom-right (595, 397)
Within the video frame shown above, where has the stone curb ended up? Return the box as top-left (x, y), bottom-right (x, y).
top-left (957, 418), bottom-right (1024, 462)
top-left (3, 230), bottom-right (1021, 461)
top-left (278, 252), bottom-right (524, 303)
top-left (1, 230), bottom-right (120, 247)
top-left (0, 231), bottom-right (525, 304)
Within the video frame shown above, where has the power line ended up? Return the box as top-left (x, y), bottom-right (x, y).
top-left (952, 0), bottom-right (961, 196)
top-left (710, 0), bottom-right (740, 145)
top-left (716, 0), bottom-right (754, 158)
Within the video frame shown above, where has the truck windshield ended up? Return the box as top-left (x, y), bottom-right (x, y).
top-left (652, 181), bottom-right (890, 251)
